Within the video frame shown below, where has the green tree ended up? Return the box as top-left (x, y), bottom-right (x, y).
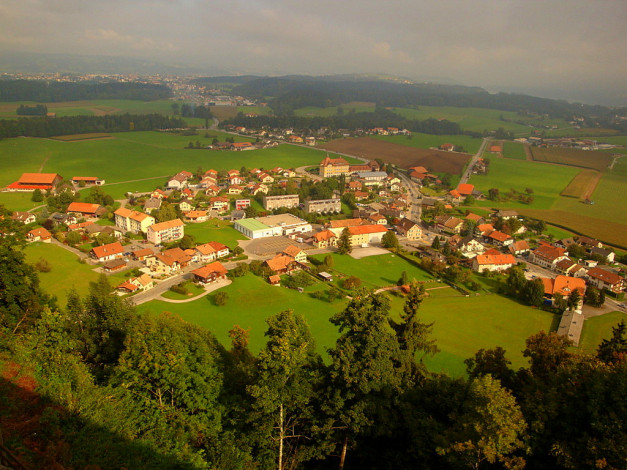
top-left (381, 230), bottom-right (399, 249)
top-left (437, 375), bottom-right (527, 470)
top-left (464, 346), bottom-right (516, 391)
top-left (567, 289), bottom-right (581, 311)
top-left (247, 311), bottom-right (325, 470)
top-left (524, 278), bottom-right (545, 307)
top-left (32, 188), bottom-right (44, 202)
top-left (597, 320), bottom-right (626, 364)
top-left (431, 236), bottom-right (441, 250)
top-left (337, 228), bottom-right (352, 255)
top-left (552, 292), bottom-right (567, 312)
top-left (214, 291), bottom-right (229, 306)
top-left (343, 276), bottom-right (361, 290)
top-left (522, 331), bottom-right (573, 378)
top-left (397, 270), bottom-right (409, 286)
top-left (324, 254), bottom-right (334, 268)
top-left (65, 230), bottom-right (82, 246)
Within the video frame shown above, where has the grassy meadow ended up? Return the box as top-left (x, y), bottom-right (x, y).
top-left (502, 141), bottom-right (527, 160)
top-left (577, 312), bottom-right (626, 355)
top-left (374, 133), bottom-right (482, 154)
top-left (183, 219), bottom-right (246, 248)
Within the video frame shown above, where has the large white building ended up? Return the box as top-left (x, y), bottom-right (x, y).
top-left (147, 218), bottom-right (185, 244)
top-left (114, 207), bottom-right (155, 233)
top-left (234, 213), bottom-right (311, 239)
top-left (263, 194), bottom-right (300, 210)
top-left (304, 198), bottom-right (341, 214)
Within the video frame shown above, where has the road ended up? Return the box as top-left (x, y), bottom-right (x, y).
top-left (459, 138), bottom-right (490, 186)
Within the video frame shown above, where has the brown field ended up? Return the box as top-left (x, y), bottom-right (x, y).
top-left (319, 137), bottom-right (471, 174)
top-left (560, 169), bottom-right (601, 199)
top-left (517, 209), bottom-right (627, 249)
top-left (530, 147), bottom-right (613, 172)
top-left (49, 133), bottom-right (112, 141)
top-left (209, 106), bottom-right (240, 121)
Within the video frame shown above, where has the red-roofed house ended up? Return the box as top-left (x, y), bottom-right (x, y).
top-left (472, 252), bottom-right (517, 272)
top-left (207, 241), bottom-right (230, 258)
top-left (484, 230), bottom-right (513, 247)
top-left (586, 267), bottom-right (625, 294)
top-left (282, 245), bottom-right (307, 263)
top-left (530, 244), bottom-right (568, 269)
top-left (192, 262), bottom-right (228, 284)
top-left (27, 227), bottom-right (52, 242)
top-left (265, 254), bottom-right (299, 275)
top-left (66, 202), bottom-right (106, 218)
top-left (456, 184), bottom-right (474, 196)
top-left (541, 275), bottom-right (586, 301)
top-left (313, 230), bottom-right (337, 248)
top-left (91, 242), bottom-right (124, 262)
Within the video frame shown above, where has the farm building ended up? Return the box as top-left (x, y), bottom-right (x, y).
top-left (8, 173), bottom-right (63, 191)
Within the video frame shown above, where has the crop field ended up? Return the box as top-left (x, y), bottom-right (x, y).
top-left (209, 105), bottom-right (274, 121)
top-left (182, 219), bottom-right (246, 248)
top-left (560, 169), bottom-right (601, 199)
top-left (374, 133), bottom-right (482, 154)
top-left (529, 147), bottom-right (613, 172)
top-left (320, 137), bottom-right (471, 174)
top-left (577, 312), bottom-right (626, 355)
top-left (0, 132), bottom-right (352, 203)
top-left (470, 155), bottom-right (579, 210)
top-left (0, 99), bottom-right (180, 119)
top-left (502, 142), bottom-right (527, 160)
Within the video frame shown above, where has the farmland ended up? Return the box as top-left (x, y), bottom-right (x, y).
top-left (294, 102), bottom-right (376, 117)
top-left (529, 146), bottom-right (613, 172)
top-left (0, 99), bottom-right (178, 119)
top-left (374, 133), bottom-right (483, 154)
top-left (502, 141), bottom-right (527, 160)
top-left (320, 137), bottom-right (471, 174)
top-left (0, 131), bottom-right (355, 203)
top-left (560, 169), bottom-right (601, 199)
top-left (470, 155), bottom-right (579, 210)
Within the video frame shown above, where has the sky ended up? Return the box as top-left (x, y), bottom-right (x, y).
top-left (1, 0), bottom-right (625, 105)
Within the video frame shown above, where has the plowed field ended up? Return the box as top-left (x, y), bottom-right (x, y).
top-left (529, 147), bottom-right (613, 172)
top-left (319, 137), bottom-right (471, 174)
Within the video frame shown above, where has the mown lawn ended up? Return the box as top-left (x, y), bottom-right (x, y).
top-left (470, 155), bottom-right (579, 210)
top-left (138, 273), bottom-right (349, 357)
top-left (503, 142), bottom-right (527, 160)
top-left (309, 252), bottom-right (434, 290)
top-left (0, 192), bottom-right (42, 212)
top-left (374, 133), bottom-right (482, 154)
top-left (577, 311), bottom-right (627, 355)
top-left (183, 219), bottom-right (246, 248)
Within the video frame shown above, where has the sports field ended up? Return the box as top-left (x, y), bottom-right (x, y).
top-left (577, 311), bottom-right (626, 355)
top-left (374, 133), bottom-right (482, 154)
top-left (182, 219), bottom-right (246, 248)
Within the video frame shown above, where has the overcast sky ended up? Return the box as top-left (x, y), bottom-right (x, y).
top-left (1, 0), bottom-right (625, 105)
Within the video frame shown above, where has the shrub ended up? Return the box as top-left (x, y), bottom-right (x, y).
top-left (343, 276), bottom-right (362, 290)
top-left (170, 282), bottom-right (189, 295)
top-left (35, 258), bottom-right (52, 273)
top-left (214, 291), bottom-right (229, 306)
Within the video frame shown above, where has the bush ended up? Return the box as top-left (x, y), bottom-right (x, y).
top-left (35, 257), bottom-right (52, 273)
top-left (170, 282), bottom-right (189, 295)
top-left (283, 271), bottom-right (314, 289)
top-left (214, 291), bottom-right (229, 306)
top-left (343, 276), bottom-right (362, 290)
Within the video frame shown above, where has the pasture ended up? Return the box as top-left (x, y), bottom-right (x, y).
top-left (374, 133), bottom-right (482, 154)
top-left (470, 155), bottom-right (579, 210)
top-left (529, 147), bottom-right (613, 172)
top-left (0, 192), bottom-right (41, 212)
top-left (502, 141), bottom-right (527, 160)
top-left (0, 99), bottom-right (177, 119)
top-left (320, 137), bottom-right (470, 174)
top-left (560, 169), bottom-right (601, 199)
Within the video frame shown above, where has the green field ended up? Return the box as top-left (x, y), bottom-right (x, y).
top-left (309, 252), bottom-right (434, 290)
top-left (502, 142), bottom-right (527, 160)
top-left (0, 192), bottom-right (42, 212)
top-left (470, 155), bottom-right (579, 210)
top-left (294, 102), bottom-right (376, 117)
top-left (374, 133), bottom-right (482, 154)
top-left (0, 132), bottom-right (355, 203)
top-left (138, 273), bottom-right (349, 357)
top-left (23, 242), bottom-right (129, 304)
top-left (183, 219), bottom-right (246, 248)
top-left (578, 312), bottom-right (627, 355)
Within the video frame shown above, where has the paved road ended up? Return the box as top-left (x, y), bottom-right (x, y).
top-left (459, 138), bottom-right (490, 186)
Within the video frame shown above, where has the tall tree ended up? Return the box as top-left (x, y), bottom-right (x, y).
top-left (381, 230), bottom-right (399, 249)
top-left (597, 320), bottom-right (627, 364)
top-left (337, 228), bottom-right (352, 255)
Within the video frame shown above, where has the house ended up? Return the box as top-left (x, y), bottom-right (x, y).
top-left (304, 198), bottom-right (341, 214)
top-left (344, 224), bottom-right (388, 246)
top-left (257, 172), bottom-right (275, 184)
top-left (313, 230), bottom-right (337, 248)
top-left (368, 213), bottom-right (387, 225)
top-left (251, 183), bottom-right (268, 195)
top-left (114, 207), bottom-right (155, 233)
top-left (282, 245), bottom-right (307, 263)
top-left (66, 202), bottom-right (106, 218)
top-left (178, 199), bottom-right (194, 212)
top-left (184, 210), bottom-right (210, 223)
top-left (319, 156), bottom-right (350, 177)
top-left (353, 191), bottom-right (369, 201)
top-left (590, 247), bottom-right (615, 263)
top-left (305, 136), bottom-right (316, 146)
top-left (555, 258), bottom-right (587, 277)
top-left (395, 218), bottom-right (422, 240)
top-left (228, 185), bottom-right (244, 195)
top-left (91, 242), bottom-right (124, 263)
top-left (132, 248), bottom-right (154, 261)
top-left (8, 173), bottom-right (63, 191)
top-left (167, 171), bottom-right (193, 189)
top-left (151, 189), bottom-right (168, 200)
top-left (263, 194), bottom-right (299, 210)
top-left (530, 243), bottom-right (568, 269)
top-left (268, 275), bottom-right (281, 285)
top-left (356, 171), bottom-right (388, 186)
top-left (145, 252), bottom-right (181, 275)
top-left (348, 181), bottom-right (363, 191)
top-left (476, 223), bottom-right (495, 236)
top-left (456, 184), bottom-right (474, 196)
top-left (143, 197), bottom-right (162, 213)
top-left (472, 252), bottom-right (517, 273)
top-left (229, 175), bottom-right (244, 185)
top-left (116, 274), bottom-right (154, 293)
top-left (194, 243), bottom-right (218, 263)
top-left (265, 254), bottom-right (301, 275)
top-left (495, 210), bottom-right (519, 220)
top-left (586, 267), bottom-right (625, 294)
top-left (103, 259), bottom-right (127, 273)
top-left (205, 169), bottom-right (218, 179)
top-left (435, 216), bottom-right (464, 234)
top-left (457, 236), bottom-right (486, 258)
top-left (71, 176), bottom-right (104, 186)
top-left (448, 189), bottom-right (462, 200)
top-left (485, 230), bottom-right (513, 247)
top-left (578, 236), bottom-right (603, 250)
top-left (235, 199), bottom-right (251, 210)
top-left (207, 241), bottom-right (230, 258)
top-left (230, 142), bottom-right (254, 151)
top-left (27, 227), bottom-right (52, 242)
top-left (192, 262), bottom-right (228, 284)
top-left (465, 213), bottom-right (484, 224)
top-left (440, 143), bottom-right (455, 151)
top-left (541, 275), bottom-right (586, 302)
top-left (210, 197), bottom-right (230, 212)
top-left (508, 240), bottom-right (531, 256)
top-left (11, 211), bottom-right (36, 224)
top-left (146, 218), bottom-right (184, 244)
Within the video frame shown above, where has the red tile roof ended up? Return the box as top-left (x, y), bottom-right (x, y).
top-left (587, 267), bottom-right (622, 285)
top-left (18, 173), bottom-right (61, 184)
top-left (348, 224), bottom-right (388, 235)
top-left (457, 184), bottom-right (474, 196)
top-left (91, 242), bottom-right (124, 259)
top-left (192, 262), bottom-right (228, 279)
top-left (475, 253), bottom-right (516, 265)
top-left (67, 202), bottom-right (102, 214)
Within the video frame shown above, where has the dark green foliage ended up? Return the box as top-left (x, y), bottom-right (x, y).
top-left (282, 270), bottom-right (314, 289)
top-left (343, 276), bottom-right (361, 290)
top-left (31, 188), bottom-right (44, 202)
top-left (464, 346), bottom-right (516, 391)
top-left (229, 262), bottom-right (249, 278)
top-left (170, 282), bottom-right (189, 295)
top-left (16, 103), bottom-right (48, 115)
top-left (381, 230), bottom-right (399, 249)
top-left (431, 236), bottom-right (441, 250)
top-left (214, 291), bottom-right (229, 306)
top-left (337, 227), bottom-right (352, 255)
top-left (597, 320), bottom-right (627, 364)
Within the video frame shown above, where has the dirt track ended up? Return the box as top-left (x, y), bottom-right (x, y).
top-left (319, 137), bottom-right (471, 174)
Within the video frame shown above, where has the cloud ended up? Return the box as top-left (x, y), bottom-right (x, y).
top-left (372, 42), bottom-right (413, 64)
top-left (84, 29), bottom-right (178, 52)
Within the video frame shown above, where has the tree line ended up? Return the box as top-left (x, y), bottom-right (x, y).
top-left (0, 80), bottom-right (172, 102)
top-left (0, 208), bottom-right (625, 469)
top-left (16, 103), bottom-right (48, 115)
top-left (0, 113), bottom-right (186, 138)
top-left (222, 107), bottom-right (463, 135)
